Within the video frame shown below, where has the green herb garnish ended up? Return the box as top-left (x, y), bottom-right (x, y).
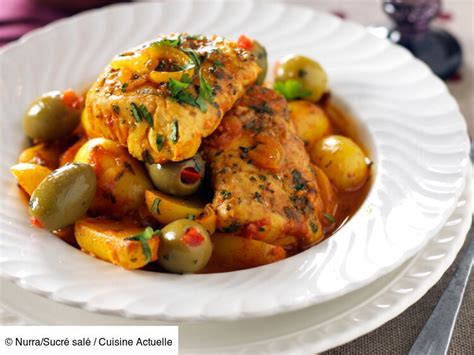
top-left (220, 190), bottom-right (232, 200)
top-left (187, 214), bottom-right (196, 220)
top-left (139, 104), bottom-right (153, 128)
top-left (292, 170), bottom-right (307, 191)
top-left (254, 191), bottom-right (263, 203)
top-left (169, 120), bottom-right (179, 144)
top-left (130, 103), bottom-right (153, 127)
top-left (195, 73), bottom-right (215, 113)
top-left (274, 79), bottom-right (311, 100)
top-left (156, 134), bottom-right (165, 151)
top-left (324, 213), bottom-right (336, 224)
top-left (310, 221), bottom-right (319, 233)
top-left (130, 103), bottom-right (141, 123)
top-left (151, 198), bottom-right (161, 215)
top-left (125, 227), bottom-right (160, 263)
top-left (182, 48), bottom-right (201, 67)
top-left (152, 37), bottom-right (181, 47)
top-left (121, 82), bottom-right (128, 92)
top-left (112, 104), bottom-right (120, 114)
top-left (213, 60), bottom-right (224, 67)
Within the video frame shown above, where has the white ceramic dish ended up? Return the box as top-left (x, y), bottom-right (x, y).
top-left (1, 173), bottom-right (471, 353)
top-left (0, 0), bottom-right (470, 322)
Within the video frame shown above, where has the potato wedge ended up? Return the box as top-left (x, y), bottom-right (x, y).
top-left (210, 233), bottom-right (286, 270)
top-left (196, 204), bottom-right (217, 235)
top-left (75, 218), bottom-right (160, 270)
top-left (59, 137), bottom-right (87, 166)
top-left (74, 138), bottom-right (153, 217)
top-left (145, 190), bottom-right (204, 225)
top-left (312, 164), bottom-right (337, 218)
top-left (18, 143), bottom-right (62, 170)
top-left (10, 163), bottom-right (51, 195)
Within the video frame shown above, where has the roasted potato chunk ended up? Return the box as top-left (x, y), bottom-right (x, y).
top-left (75, 218), bottom-right (160, 269)
top-left (210, 234), bottom-right (286, 270)
top-left (74, 138), bottom-right (153, 217)
top-left (10, 163), bottom-right (51, 195)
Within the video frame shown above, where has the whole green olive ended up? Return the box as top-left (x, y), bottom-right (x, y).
top-left (158, 219), bottom-right (212, 273)
top-left (23, 91), bottom-right (81, 141)
top-left (252, 40), bottom-right (268, 85)
top-left (29, 163), bottom-right (97, 231)
top-left (275, 55), bottom-right (328, 101)
top-left (146, 154), bottom-right (205, 196)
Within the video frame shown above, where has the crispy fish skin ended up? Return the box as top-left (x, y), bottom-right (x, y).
top-left (84, 34), bottom-right (260, 163)
top-left (203, 86), bottom-right (324, 252)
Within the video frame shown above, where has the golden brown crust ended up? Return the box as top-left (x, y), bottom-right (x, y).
top-left (84, 34), bottom-right (260, 163)
top-left (203, 86), bottom-right (324, 252)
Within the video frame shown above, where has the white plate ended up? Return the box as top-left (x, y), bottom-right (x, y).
top-left (1, 173), bottom-right (471, 353)
top-left (0, 0), bottom-right (470, 321)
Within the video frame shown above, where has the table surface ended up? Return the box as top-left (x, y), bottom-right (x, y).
top-left (1, 0), bottom-right (472, 353)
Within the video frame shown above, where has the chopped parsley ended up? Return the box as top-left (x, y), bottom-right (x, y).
top-left (182, 47), bottom-right (201, 67)
top-left (130, 103), bottom-right (153, 127)
top-left (243, 120), bottom-right (264, 133)
top-left (213, 60), bottom-right (224, 67)
top-left (220, 190), bottom-right (232, 200)
top-left (168, 75), bottom-right (200, 109)
top-left (310, 221), bottom-right (319, 233)
top-left (195, 73), bottom-right (215, 112)
top-left (150, 198), bottom-right (161, 215)
top-left (156, 134), bottom-right (165, 151)
top-left (139, 105), bottom-right (153, 127)
top-left (112, 104), bottom-right (120, 114)
top-left (152, 37), bottom-right (181, 47)
top-left (274, 79), bottom-right (311, 100)
top-left (254, 191), bottom-right (263, 203)
top-left (121, 82), bottom-right (128, 92)
top-left (125, 227), bottom-right (160, 263)
top-left (292, 170), bottom-right (307, 191)
top-left (258, 175), bottom-right (267, 181)
top-left (130, 103), bottom-right (141, 123)
top-left (169, 120), bottom-right (179, 144)
top-left (249, 103), bottom-right (273, 115)
top-left (166, 57), bottom-right (214, 113)
top-left (324, 213), bottom-right (336, 224)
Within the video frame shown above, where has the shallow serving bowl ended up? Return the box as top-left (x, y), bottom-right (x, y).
top-left (0, 0), bottom-right (469, 322)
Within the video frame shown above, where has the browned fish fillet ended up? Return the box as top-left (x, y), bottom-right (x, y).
top-left (84, 34), bottom-right (260, 163)
top-left (203, 86), bottom-right (324, 252)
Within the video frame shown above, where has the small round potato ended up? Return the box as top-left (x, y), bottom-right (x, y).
top-left (288, 100), bottom-right (332, 145)
top-left (309, 135), bottom-right (369, 191)
top-left (74, 138), bottom-right (153, 217)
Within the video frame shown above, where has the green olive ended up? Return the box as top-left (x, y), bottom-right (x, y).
top-left (23, 91), bottom-right (81, 141)
top-left (158, 219), bottom-right (212, 273)
top-left (146, 155), bottom-right (205, 196)
top-left (275, 55), bottom-right (328, 101)
top-left (252, 40), bottom-right (268, 85)
top-left (29, 163), bottom-right (97, 231)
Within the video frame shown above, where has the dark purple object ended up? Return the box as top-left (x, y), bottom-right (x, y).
top-left (383, 0), bottom-right (462, 79)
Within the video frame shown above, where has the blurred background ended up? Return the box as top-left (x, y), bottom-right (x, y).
top-left (1, 0), bottom-right (472, 134)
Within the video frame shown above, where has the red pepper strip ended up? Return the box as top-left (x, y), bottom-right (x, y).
top-left (237, 35), bottom-right (254, 51)
top-left (181, 227), bottom-right (204, 247)
top-left (62, 89), bottom-right (83, 109)
top-left (180, 168), bottom-right (201, 184)
top-left (30, 217), bottom-right (43, 229)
